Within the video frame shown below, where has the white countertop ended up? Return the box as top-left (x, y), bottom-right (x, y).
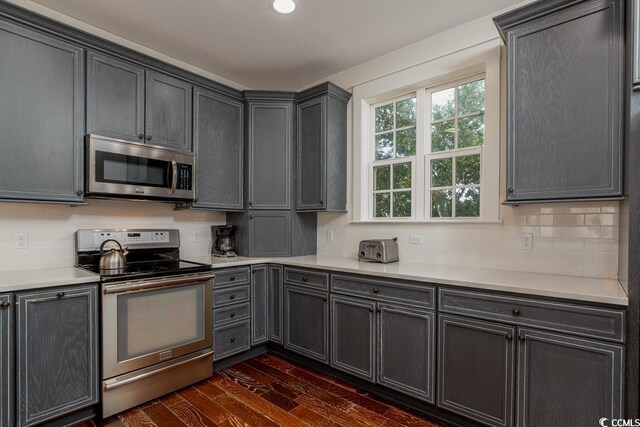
top-left (0, 267), bottom-right (99, 293)
top-left (205, 255), bottom-right (628, 306)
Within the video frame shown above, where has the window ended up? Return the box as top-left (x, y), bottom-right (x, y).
top-left (367, 75), bottom-right (491, 221)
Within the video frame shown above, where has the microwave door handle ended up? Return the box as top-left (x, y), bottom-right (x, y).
top-left (170, 157), bottom-right (178, 195)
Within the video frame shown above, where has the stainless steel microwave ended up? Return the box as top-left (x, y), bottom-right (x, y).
top-left (85, 134), bottom-right (195, 201)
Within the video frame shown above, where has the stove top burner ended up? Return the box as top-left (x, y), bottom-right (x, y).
top-left (79, 259), bottom-right (211, 282)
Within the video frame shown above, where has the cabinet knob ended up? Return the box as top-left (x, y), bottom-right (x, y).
top-left (230, 275), bottom-right (235, 281)
top-left (372, 288), bottom-right (379, 294)
top-left (193, 198), bottom-right (198, 203)
top-left (249, 215), bottom-right (254, 220)
top-left (518, 335), bottom-right (526, 342)
top-left (230, 337), bottom-right (236, 343)
top-left (230, 294), bottom-right (235, 300)
top-left (76, 190), bottom-right (83, 196)
top-left (376, 307), bottom-right (382, 313)
top-left (512, 308), bottom-right (520, 316)
top-left (369, 307), bottom-right (374, 313)
top-left (249, 201), bottom-right (253, 206)
top-left (319, 200), bottom-right (323, 205)
top-left (56, 292), bottom-right (65, 299)
top-left (323, 296), bottom-right (327, 302)
top-left (302, 277), bottom-right (308, 282)
top-left (507, 187), bottom-right (514, 194)
top-left (138, 133), bottom-right (144, 140)
top-left (230, 312), bottom-right (235, 318)
top-left (0, 302), bottom-right (9, 310)
top-left (506, 334), bottom-right (513, 341)
top-left (147, 135), bottom-right (153, 141)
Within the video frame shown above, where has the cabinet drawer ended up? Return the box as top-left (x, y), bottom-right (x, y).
top-left (331, 274), bottom-right (435, 309)
top-left (284, 267), bottom-right (329, 290)
top-left (439, 289), bottom-right (625, 343)
top-left (214, 267), bottom-right (251, 288)
top-left (214, 302), bottom-right (250, 327)
top-left (214, 285), bottom-right (250, 308)
top-left (214, 320), bottom-right (250, 361)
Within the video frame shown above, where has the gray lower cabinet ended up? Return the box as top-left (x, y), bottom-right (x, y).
top-left (251, 264), bottom-right (268, 346)
top-left (268, 265), bottom-right (284, 344)
top-left (516, 328), bottom-right (623, 426)
top-left (192, 86), bottom-right (244, 210)
top-left (0, 20), bottom-right (85, 203)
top-left (284, 285), bottom-right (329, 363)
top-left (87, 51), bottom-right (145, 141)
top-left (495, 0), bottom-right (624, 202)
top-left (438, 314), bottom-right (516, 427)
top-left (16, 285), bottom-right (99, 427)
top-left (145, 70), bottom-right (193, 150)
top-left (0, 294), bottom-right (12, 427)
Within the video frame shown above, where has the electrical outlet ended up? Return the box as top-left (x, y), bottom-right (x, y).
top-left (14, 232), bottom-right (28, 249)
top-left (409, 235), bottom-right (424, 245)
top-left (194, 231), bottom-right (201, 242)
top-left (520, 233), bottom-right (533, 250)
top-left (326, 229), bottom-right (334, 242)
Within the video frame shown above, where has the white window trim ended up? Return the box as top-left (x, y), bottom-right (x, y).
top-left (353, 44), bottom-right (501, 223)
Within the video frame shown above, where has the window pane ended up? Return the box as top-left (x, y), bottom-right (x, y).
top-left (431, 158), bottom-right (452, 187)
top-left (431, 189), bottom-right (452, 218)
top-left (375, 104), bottom-right (393, 133)
top-left (375, 192), bottom-right (391, 218)
top-left (431, 120), bottom-right (455, 152)
top-left (393, 162), bottom-right (412, 189)
top-left (459, 114), bottom-right (484, 148)
top-left (456, 155), bottom-right (481, 185)
top-left (431, 87), bottom-right (455, 121)
top-left (458, 80), bottom-right (485, 115)
top-left (396, 128), bottom-right (416, 157)
top-left (456, 187), bottom-right (480, 217)
top-left (396, 98), bottom-right (416, 128)
top-left (393, 191), bottom-right (412, 217)
top-left (375, 132), bottom-right (393, 160)
top-left (374, 165), bottom-right (390, 191)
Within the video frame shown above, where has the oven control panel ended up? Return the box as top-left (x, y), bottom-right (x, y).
top-left (93, 231), bottom-right (171, 246)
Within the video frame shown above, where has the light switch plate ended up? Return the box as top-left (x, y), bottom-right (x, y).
top-left (326, 229), bottom-right (334, 242)
top-left (409, 235), bottom-right (424, 245)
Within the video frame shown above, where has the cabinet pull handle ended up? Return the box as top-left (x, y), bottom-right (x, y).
top-left (512, 308), bottom-right (520, 316)
top-left (372, 288), bottom-right (379, 294)
top-left (506, 334), bottom-right (513, 341)
top-left (138, 133), bottom-right (144, 140)
top-left (147, 135), bottom-right (153, 141)
top-left (230, 337), bottom-right (236, 343)
top-left (230, 294), bottom-right (235, 300)
top-left (56, 292), bottom-right (65, 299)
top-left (230, 276), bottom-right (235, 281)
top-left (0, 302), bottom-right (9, 310)
top-left (518, 335), bottom-right (525, 342)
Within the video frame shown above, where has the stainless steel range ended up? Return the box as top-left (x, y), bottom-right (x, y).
top-left (76, 229), bottom-right (214, 418)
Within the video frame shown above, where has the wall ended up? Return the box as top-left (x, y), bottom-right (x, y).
top-left (0, 200), bottom-right (224, 271)
top-left (314, 1), bottom-right (621, 280)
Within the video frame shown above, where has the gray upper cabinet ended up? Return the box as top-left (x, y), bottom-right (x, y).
top-left (494, 0), bottom-right (624, 202)
top-left (634, 0), bottom-right (640, 87)
top-left (296, 83), bottom-right (351, 212)
top-left (284, 285), bottom-right (329, 363)
top-left (249, 210), bottom-right (291, 257)
top-left (251, 264), bottom-right (268, 346)
top-left (0, 20), bottom-right (84, 203)
top-left (245, 95), bottom-right (294, 209)
top-left (516, 328), bottom-right (624, 426)
top-left (87, 51), bottom-right (145, 142)
top-left (438, 314), bottom-right (515, 427)
top-left (145, 70), bottom-right (193, 150)
top-left (16, 285), bottom-right (99, 427)
top-left (192, 87), bottom-right (244, 210)
top-left (0, 294), bottom-right (12, 427)
top-left (268, 265), bottom-right (284, 344)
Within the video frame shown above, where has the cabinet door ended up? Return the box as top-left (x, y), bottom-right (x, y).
top-left (506, 0), bottom-right (623, 201)
top-left (249, 211), bottom-right (291, 257)
top-left (268, 265), bottom-right (284, 344)
top-left (378, 303), bottom-right (435, 402)
top-left (0, 294), bottom-right (12, 427)
top-left (251, 264), bottom-right (268, 346)
top-left (297, 97), bottom-right (326, 211)
top-left (0, 21), bottom-right (84, 203)
top-left (146, 70), bottom-right (192, 150)
top-left (16, 285), bottom-right (99, 427)
top-left (192, 87), bottom-right (243, 210)
top-left (438, 314), bottom-right (515, 427)
top-left (516, 328), bottom-right (623, 426)
top-left (247, 102), bottom-right (292, 209)
top-left (87, 51), bottom-right (145, 141)
top-left (284, 286), bottom-right (329, 363)
top-left (330, 295), bottom-right (375, 382)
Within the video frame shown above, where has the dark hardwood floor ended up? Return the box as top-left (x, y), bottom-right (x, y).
top-left (76, 353), bottom-right (448, 427)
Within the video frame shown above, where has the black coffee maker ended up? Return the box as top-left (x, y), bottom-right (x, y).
top-left (211, 225), bottom-right (237, 257)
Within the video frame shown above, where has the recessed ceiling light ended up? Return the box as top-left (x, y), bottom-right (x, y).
top-left (273, 0), bottom-right (296, 14)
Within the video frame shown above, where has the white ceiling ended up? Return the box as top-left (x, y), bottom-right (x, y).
top-left (31, 0), bottom-right (521, 90)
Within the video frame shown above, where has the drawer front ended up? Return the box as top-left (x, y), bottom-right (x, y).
top-left (439, 289), bottom-right (625, 343)
top-left (214, 267), bottom-right (251, 288)
top-left (332, 274), bottom-right (435, 309)
top-left (284, 267), bottom-right (329, 290)
top-left (214, 302), bottom-right (250, 327)
top-left (214, 285), bottom-right (250, 308)
top-left (214, 320), bottom-right (250, 361)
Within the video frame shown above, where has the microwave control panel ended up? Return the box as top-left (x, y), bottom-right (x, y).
top-left (177, 164), bottom-right (192, 190)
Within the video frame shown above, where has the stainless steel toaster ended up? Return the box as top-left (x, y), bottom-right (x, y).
top-left (358, 238), bottom-right (399, 263)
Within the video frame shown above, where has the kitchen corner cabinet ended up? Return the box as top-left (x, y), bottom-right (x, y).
top-left (0, 20), bottom-right (85, 204)
top-left (268, 265), bottom-right (284, 344)
top-left (0, 294), bottom-right (12, 427)
top-left (494, 0), bottom-right (624, 202)
top-left (251, 264), bottom-right (268, 346)
top-left (192, 87), bottom-right (244, 210)
top-left (296, 83), bottom-right (351, 212)
top-left (284, 285), bottom-right (329, 364)
top-left (16, 285), bottom-right (99, 427)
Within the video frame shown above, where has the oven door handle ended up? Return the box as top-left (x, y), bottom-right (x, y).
top-left (170, 156), bottom-right (178, 195)
top-left (103, 273), bottom-right (214, 295)
top-left (103, 350), bottom-right (214, 391)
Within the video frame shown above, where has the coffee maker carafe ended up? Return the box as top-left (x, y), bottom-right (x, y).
top-left (211, 225), bottom-right (237, 257)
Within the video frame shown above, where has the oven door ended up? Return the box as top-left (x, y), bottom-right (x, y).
top-left (102, 273), bottom-right (213, 380)
top-left (86, 134), bottom-right (195, 200)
